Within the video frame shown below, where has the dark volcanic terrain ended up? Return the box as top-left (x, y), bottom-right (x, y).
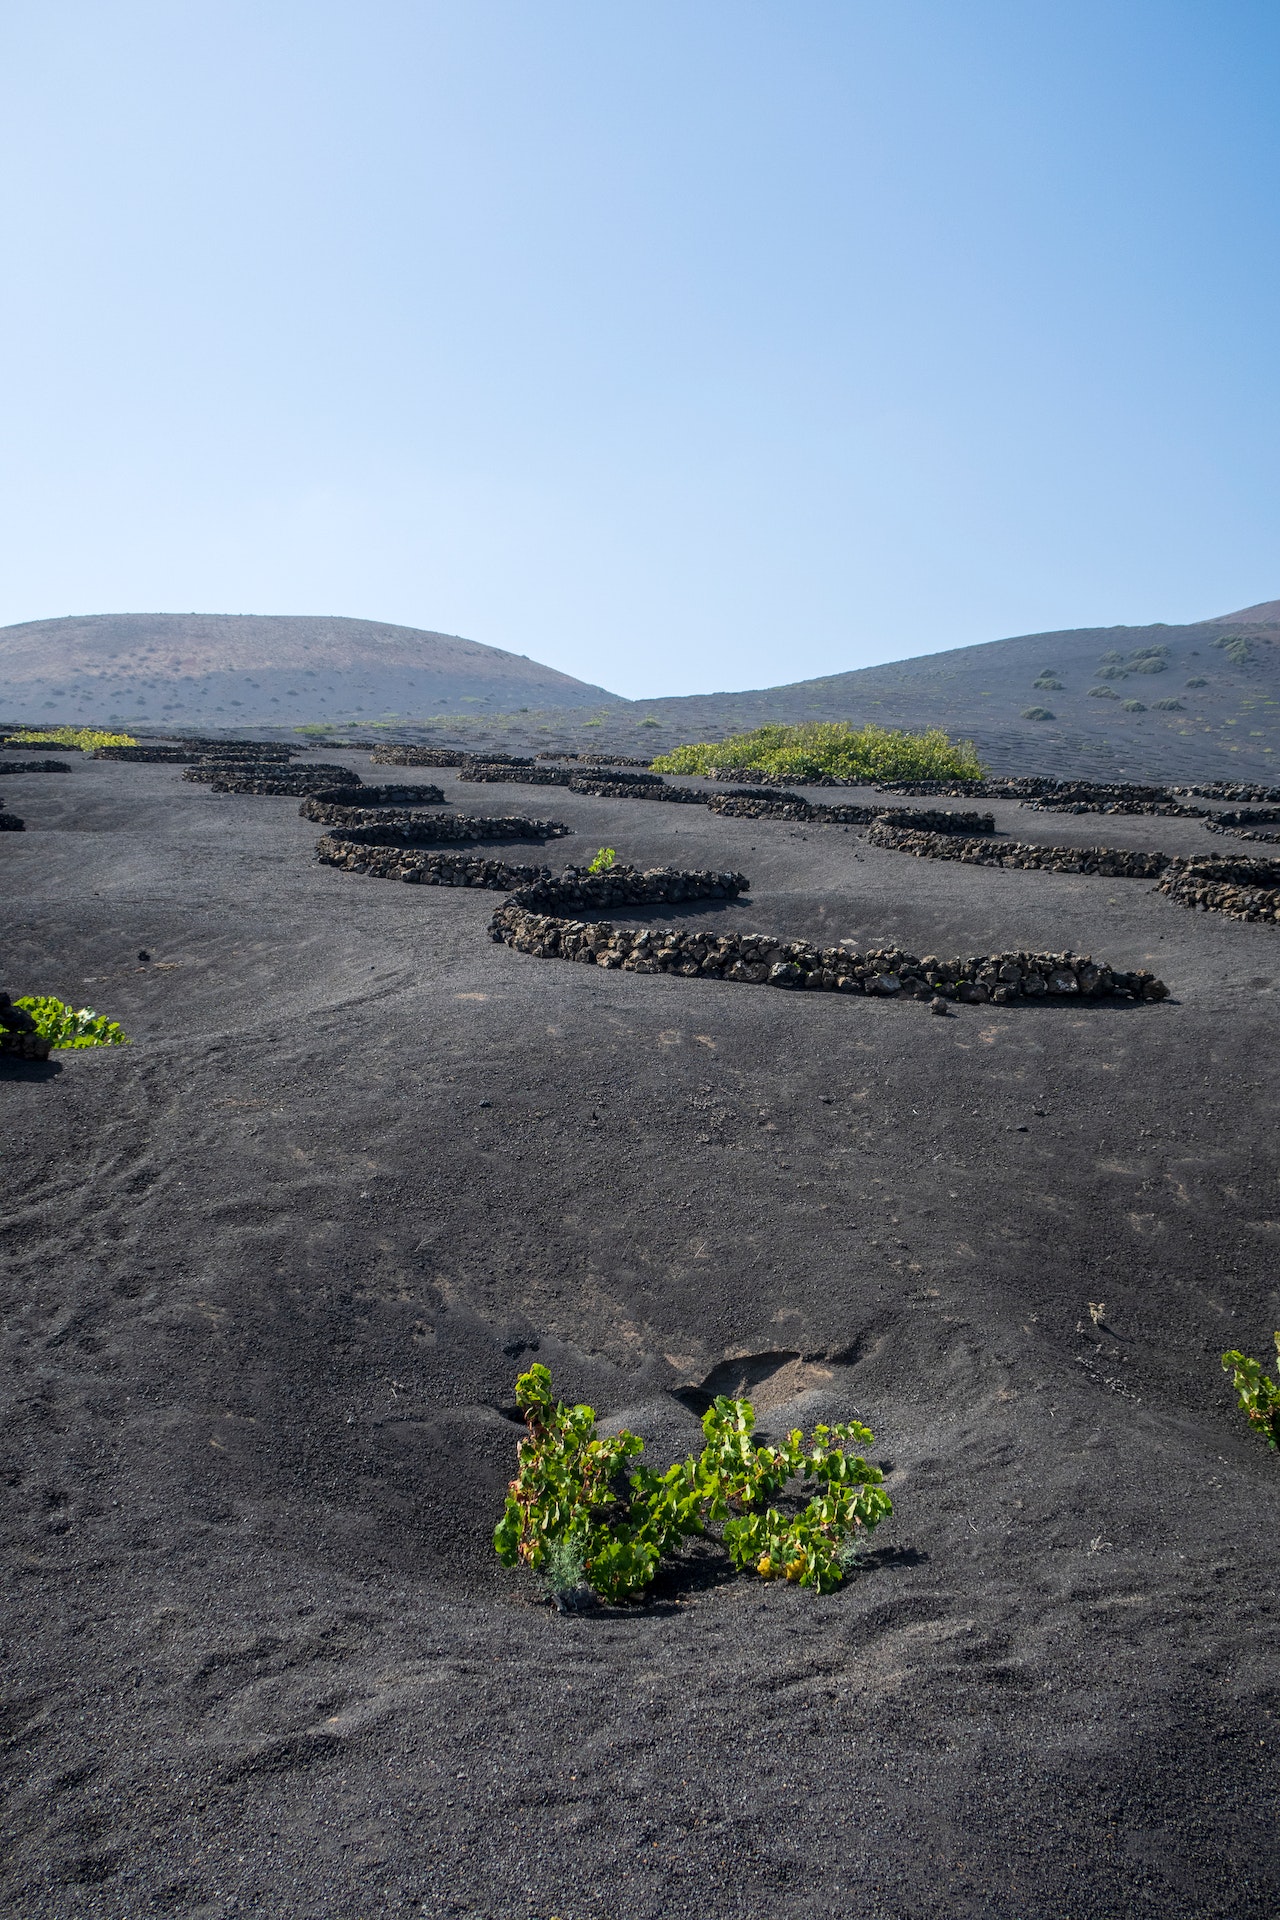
top-left (2, 754), bottom-right (1278, 1918)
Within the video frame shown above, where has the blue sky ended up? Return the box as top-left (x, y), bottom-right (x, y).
top-left (2, 2), bottom-right (1278, 697)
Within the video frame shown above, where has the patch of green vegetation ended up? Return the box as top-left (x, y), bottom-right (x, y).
top-left (494, 1364), bottom-right (892, 1601)
top-left (1088, 686), bottom-right (1118, 700)
top-left (583, 718), bottom-right (603, 728)
top-left (651, 721), bottom-right (982, 784)
top-left (1121, 700), bottom-right (1147, 712)
top-left (1021, 707), bottom-right (1055, 722)
top-left (15, 996), bottom-right (129, 1049)
top-left (587, 847), bottom-right (616, 873)
top-left (1222, 1335), bottom-right (1280, 1450)
top-left (639, 717), bottom-right (662, 728)
top-left (1128, 656), bottom-right (1169, 675)
top-left (1094, 665), bottom-right (1129, 681)
top-left (1214, 634), bottom-right (1253, 666)
top-left (9, 727), bottom-right (136, 749)
top-left (1185, 677), bottom-right (1209, 688)
top-left (1153, 699), bottom-right (1186, 712)
top-left (1033, 677), bottom-right (1063, 692)
top-left (1127, 644), bottom-right (1168, 663)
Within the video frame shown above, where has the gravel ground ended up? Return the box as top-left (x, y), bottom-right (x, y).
top-left (2, 756), bottom-right (1277, 1919)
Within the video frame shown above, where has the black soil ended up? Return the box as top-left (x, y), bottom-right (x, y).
top-left (2, 756), bottom-right (1278, 1919)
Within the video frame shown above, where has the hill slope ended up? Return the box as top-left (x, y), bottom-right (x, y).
top-left (0, 612), bottom-right (621, 727)
top-left (615, 601), bottom-right (1280, 782)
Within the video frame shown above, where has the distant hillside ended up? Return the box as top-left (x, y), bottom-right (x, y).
top-left (4, 602), bottom-right (1279, 782)
top-left (0, 612), bottom-right (621, 727)
top-left (610, 601), bottom-right (1280, 782)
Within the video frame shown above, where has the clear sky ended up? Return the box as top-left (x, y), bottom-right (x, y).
top-left (2, 2), bottom-right (1278, 698)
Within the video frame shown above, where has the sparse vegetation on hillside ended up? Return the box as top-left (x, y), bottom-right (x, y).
top-left (7, 727), bottom-right (136, 749)
top-left (651, 721), bottom-right (982, 784)
top-left (494, 1363), bottom-right (892, 1601)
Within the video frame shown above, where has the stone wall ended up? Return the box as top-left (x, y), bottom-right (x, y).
top-left (458, 764), bottom-right (572, 786)
top-left (565, 776), bottom-right (709, 803)
top-left (866, 820), bottom-right (1172, 878)
top-left (1156, 856), bottom-right (1280, 922)
top-left (94, 746), bottom-right (200, 763)
top-left (708, 795), bottom-right (995, 831)
top-left (300, 786), bottom-right (446, 819)
top-left (0, 808), bottom-right (23, 830)
top-left (1182, 783), bottom-right (1280, 802)
top-left (507, 864), bottom-right (749, 915)
top-left (185, 763), bottom-right (362, 795)
top-left (370, 746), bottom-right (470, 767)
top-left (489, 906), bottom-right (1168, 1003)
top-left (316, 838), bottom-right (552, 889)
top-left (317, 812), bottom-right (571, 848)
top-left (0, 759), bottom-right (70, 774)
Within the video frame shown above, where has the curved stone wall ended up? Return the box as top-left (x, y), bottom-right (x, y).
top-left (300, 786), bottom-right (446, 820)
top-left (489, 906), bottom-right (1168, 1003)
top-left (0, 759), bottom-right (71, 774)
top-left (866, 821), bottom-right (1172, 878)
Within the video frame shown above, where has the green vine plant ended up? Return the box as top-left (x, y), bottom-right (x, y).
top-left (586, 846), bottom-right (617, 874)
top-left (14, 996), bottom-right (129, 1049)
top-left (1222, 1335), bottom-right (1280, 1450)
top-left (493, 1363), bottom-right (893, 1603)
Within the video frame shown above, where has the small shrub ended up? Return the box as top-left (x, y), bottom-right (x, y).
top-left (1129, 656), bottom-right (1168, 675)
top-left (1088, 686), bottom-right (1118, 700)
top-left (587, 847), bottom-right (617, 873)
top-left (1127, 644), bottom-right (1168, 663)
top-left (1121, 700), bottom-right (1147, 712)
top-left (1021, 707), bottom-right (1054, 722)
top-left (1033, 677), bottom-right (1064, 691)
top-left (9, 726), bottom-right (136, 749)
top-left (1185, 677), bottom-right (1208, 689)
top-left (652, 721), bottom-right (982, 785)
top-left (1214, 635), bottom-right (1253, 667)
top-left (15, 996), bottom-right (129, 1049)
top-left (1095, 665), bottom-right (1129, 681)
top-left (1153, 698), bottom-right (1185, 712)
top-left (639, 717), bottom-right (662, 728)
top-left (494, 1364), bottom-right (893, 1601)
top-left (1222, 1335), bottom-right (1280, 1449)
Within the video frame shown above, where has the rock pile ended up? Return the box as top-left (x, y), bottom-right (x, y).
top-left (370, 746), bottom-right (470, 767)
top-left (866, 820), bottom-right (1172, 878)
top-left (1156, 856), bottom-right (1280, 922)
top-left (0, 759), bottom-right (70, 774)
top-left (489, 906), bottom-right (1168, 1004)
top-left (0, 805), bottom-right (23, 830)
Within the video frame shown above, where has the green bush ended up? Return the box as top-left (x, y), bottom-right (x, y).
top-left (651, 721), bottom-right (982, 785)
top-left (1214, 635), bottom-right (1253, 667)
top-left (1121, 700), bottom-right (1147, 712)
top-left (1021, 707), bottom-right (1054, 722)
top-left (493, 1363), bottom-right (893, 1601)
top-left (1089, 686), bottom-right (1118, 699)
top-left (1222, 1335), bottom-right (1280, 1450)
top-left (9, 726), bottom-right (136, 749)
top-left (15, 996), bottom-right (129, 1049)
top-left (587, 847), bottom-right (616, 873)
top-left (1153, 699), bottom-right (1185, 712)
